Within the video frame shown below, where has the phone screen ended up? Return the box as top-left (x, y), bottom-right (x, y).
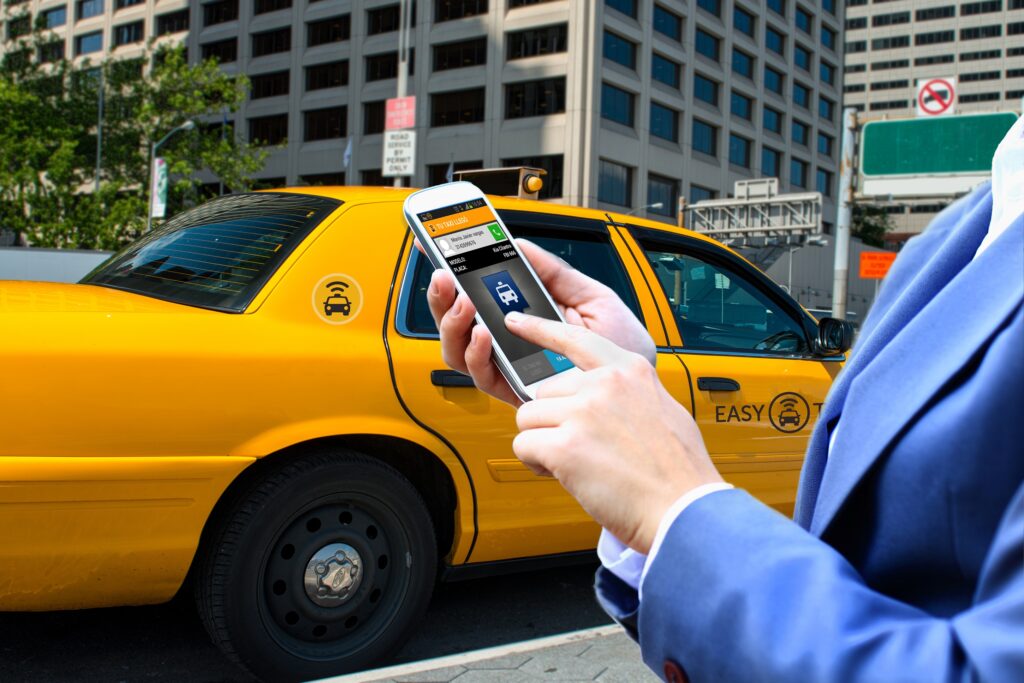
top-left (417, 198), bottom-right (575, 385)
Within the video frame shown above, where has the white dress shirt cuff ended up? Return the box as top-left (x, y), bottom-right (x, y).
top-left (597, 482), bottom-right (735, 599)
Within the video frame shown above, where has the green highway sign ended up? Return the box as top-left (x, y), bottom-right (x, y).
top-left (861, 112), bottom-right (1017, 176)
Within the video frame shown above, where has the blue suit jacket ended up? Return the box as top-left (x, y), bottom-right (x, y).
top-left (596, 183), bottom-right (1024, 683)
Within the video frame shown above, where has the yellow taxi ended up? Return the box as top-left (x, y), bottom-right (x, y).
top-left (0, 179), bottom-right (849, 681)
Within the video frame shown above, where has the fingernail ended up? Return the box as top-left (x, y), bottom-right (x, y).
top-left (428, 270), bottom-right (441, 294)
top-left (505, 311), bottom-right (525, 324)
top-left (453, 296), bottom-right (464, 315)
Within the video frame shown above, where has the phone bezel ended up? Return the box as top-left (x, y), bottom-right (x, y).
top-left (403, 181), bottom-right (582, 401)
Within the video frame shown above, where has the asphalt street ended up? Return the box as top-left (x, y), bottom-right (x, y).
top-left (0, 561), bottom-right (612, 682)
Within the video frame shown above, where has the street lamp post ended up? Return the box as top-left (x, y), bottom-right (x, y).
top-left (147, 120), bottom-right (196, 232)
top-left (626, 202), bottom-right (664, 216)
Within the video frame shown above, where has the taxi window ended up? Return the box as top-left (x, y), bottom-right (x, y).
top-left (403, 228), bottom-right (641, 335)
top-left (642, 239), bottom-right (810, 355)
top-left (83, 192), bottom-right (341, 312)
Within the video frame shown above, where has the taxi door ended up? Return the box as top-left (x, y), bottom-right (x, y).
top-left (386, 209), bottom-right (693, 565)
top-left (616, 225), bottom-right (842, 515)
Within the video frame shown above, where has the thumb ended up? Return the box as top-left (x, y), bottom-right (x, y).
top-left (504, 312), bottom-right (625, 371)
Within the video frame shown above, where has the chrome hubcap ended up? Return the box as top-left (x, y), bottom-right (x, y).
top-left (304, 543), bottom-right (363, 606)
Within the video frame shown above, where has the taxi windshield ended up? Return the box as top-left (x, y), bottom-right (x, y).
top-left (82, 192), bottom-right (341, 312)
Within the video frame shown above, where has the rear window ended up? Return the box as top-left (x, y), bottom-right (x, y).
top-left (82, 192), bottom-right (341, 312)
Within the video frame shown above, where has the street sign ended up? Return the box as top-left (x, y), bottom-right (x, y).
top-left (151, 157), bottom-right (168, 219)
top-left (859, 251), bottom-right (897, 279)
top-left (385, 96), bottom-right (416, 130)
top-left (382, 130), bottom-right (416, 177)
top-left (916, 77), bottom-right (956, 117)
top-left (859, 112), bottom-right (1018, 197)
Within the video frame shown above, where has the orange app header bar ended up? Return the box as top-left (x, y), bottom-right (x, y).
top-left (422, 206), bottom-right (497, 238)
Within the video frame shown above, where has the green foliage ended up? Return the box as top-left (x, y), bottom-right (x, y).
top-left (0, 37), bottom-right (270, 250)
top-left (852, 205), bottom-right (894, 249)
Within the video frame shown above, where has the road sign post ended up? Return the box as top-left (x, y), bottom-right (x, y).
top-left (383, 130), bottom-right (416, 178)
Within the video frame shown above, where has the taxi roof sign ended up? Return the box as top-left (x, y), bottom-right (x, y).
top-left (454, 167), bottom-right (546, 200)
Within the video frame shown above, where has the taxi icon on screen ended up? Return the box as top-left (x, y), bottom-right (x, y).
top-left (494, 282), bottom-right (519, 306)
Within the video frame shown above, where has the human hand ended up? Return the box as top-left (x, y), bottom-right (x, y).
top-left (425, 239), bottom-right (656, 407)
top-left (508, 312), bottom-right (723, 555)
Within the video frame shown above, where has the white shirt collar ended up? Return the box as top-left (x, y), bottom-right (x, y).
top-left (976, 115), bottom-right (1024, 257)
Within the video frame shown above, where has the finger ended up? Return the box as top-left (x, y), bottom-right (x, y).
top-left (511, 428), bottom-right (558, 477)
top-left (426, 269), bottom-right (457, 329)
top-left (518, 240), bottom-right (615, 310)
top-left (414, 239), bottom-right (426, 256)
top-left (465, 325), bottom-right (522, 407)
top-left (533, 368), bottom-right (588, 399)
top-left (516, 396), bottom-right (577, 430)
top-left (504, 312), bottom-right (625, 370)
top-left (438, 293), bottom-right (476, 373)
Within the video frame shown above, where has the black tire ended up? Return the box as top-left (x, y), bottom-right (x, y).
top-left (195, 451), bottom-right (437, 682)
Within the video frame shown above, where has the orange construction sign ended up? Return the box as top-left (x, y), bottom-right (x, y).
top-left (859, 251), bottom-right (897, 279)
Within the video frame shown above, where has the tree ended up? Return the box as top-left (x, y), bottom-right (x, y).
top-left (0, 32), bottom-right (271, 250)
top-left (851, 204), bottom-right (894, 248)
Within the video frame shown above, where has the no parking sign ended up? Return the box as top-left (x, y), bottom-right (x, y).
top-left (916, 78), bottom-right (956, 117)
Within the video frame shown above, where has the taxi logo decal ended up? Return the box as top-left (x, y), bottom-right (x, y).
top-left (313, 274), bottom-right (363, 325)
top-left (768, 392), bottom-right (811, 433)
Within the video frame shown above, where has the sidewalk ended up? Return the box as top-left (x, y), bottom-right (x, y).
top-left (315, 625), bottom-right (660, 683)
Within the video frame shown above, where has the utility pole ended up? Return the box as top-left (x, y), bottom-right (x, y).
top-left (394, 0), bottom-right (411, 188)
top-left (94, 69), bottom-right (104, 193)
top-left (832, 107), bottom-right (857, 320)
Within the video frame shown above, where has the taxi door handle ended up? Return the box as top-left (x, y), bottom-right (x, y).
top-left (697, 377), bottom-right (741, 392)
top-left (431, 370), bottom-right (476, 388)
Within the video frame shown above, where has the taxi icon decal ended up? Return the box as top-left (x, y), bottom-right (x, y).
top-left (313, 274), bottom-right (363, 325)
top-left (768, 392), bottom-right (811, 433)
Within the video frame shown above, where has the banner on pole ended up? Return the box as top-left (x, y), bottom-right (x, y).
top-left (151, 157), bottom-right (168, 219)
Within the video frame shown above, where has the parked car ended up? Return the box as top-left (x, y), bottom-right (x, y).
top-left (0, 187), bottom-right (850, 681)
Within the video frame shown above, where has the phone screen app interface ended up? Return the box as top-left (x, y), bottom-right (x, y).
top-left (418, 198), bottom-right (574, 385)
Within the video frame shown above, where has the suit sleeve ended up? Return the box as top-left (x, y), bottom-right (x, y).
top-left (597, 485), bottom-right (1024, 683)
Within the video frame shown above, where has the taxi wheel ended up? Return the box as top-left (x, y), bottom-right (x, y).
top-left (195, 451), bottom-right (437, 682)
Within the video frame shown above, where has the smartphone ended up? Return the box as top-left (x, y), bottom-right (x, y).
top-left (404, 182), bottom-right (582, 401)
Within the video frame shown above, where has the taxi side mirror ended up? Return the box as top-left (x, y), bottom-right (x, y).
top-left (815, 317), bottom-right (854, 356)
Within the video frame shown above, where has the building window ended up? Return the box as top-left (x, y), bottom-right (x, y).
top-left (795, 7), bottom-right (813, 34)
top-left (819, 96), bottom-right (834, 121)
top-left (366, 52), bottom-right (399, 81)
top-left (41, 6), bottom-right (67, 29)
top-left (766, 27), bottom-right (785, 56)
top-left (692, 119), bottom-right (718, 156)
top-left (506, 77), bottom-right (566, 118)
top-left (961, 25), bottom-right (1002, 40)
top-left (435, 37), bottom-right (487, 70)
top-left (846, 17), bottom-right (867, 30)
top-left (156, 9), bottom-right (190, 36)
top-left (872, 11), bottom-right (910, 27)
top-left (605, 0), bottom-right (637, 19)
top-left (869, 99), bottom-right (910, 110)
top-left (601, 82), bottom-right (635, 126)
top-left (507, 24), bottom-right (567, 59)
top-left (650, 102), bottom-right (679, 142)
top-left (435, 0), bottom-right (488, 22)
top-left (249, 114), bottom-right (288, 146)
top-left (793, 82), bottom-right (810, 109)
top-left (845, 64), bottom-right (867, 74)
top-left (961, 71), bottom-right (1001, 82)
top-left (731, 90), bottom-right (753, 120)
top-left (204, 0), bottom-right (238, 27)
top-left (764, 66), bottom-right (784, 95)
top-left (308, 16), bottom-right (351, 47)
top-left (816, 169), bottom-right (833, 197)
top-left (817, 132), bottom-right (833, 157)
top-left (845, 84), bottom-right (865, 93)
top-left (916, 6), bottom-right (955, 20)
top-left (763, 106), bottom-right (783, 134)
top-left (39, 39), bottom-right (65, 63)
top-left (202, 38), bottom-right (237, 63)
top-left (363, 100), bottom-right (385, 134)
top-left (361, 169), bottom-right (387, 186)
top-left (962, 49), bottom-right (1001, 62)
top-left (427, 160), bottom-right (483, 186)
top-left (598, 159), bottom-right (632, 207)
top-left (1008, 22), bottom-right (1024, 35)
top-left (732, 48), bottom-right (754, 79)
top-left (7, 18), bottom-right (30, 42)
top-left (305, 61), bottom-right (348, 91)
top-left (647, 174), bottom-right (678, 217)
top-left (871, 59), bottom-right (909, 71)
top-left (694, 73), bottom-right (719, 106)
top-left (728, 134), bottom-right (751, 168)
top-left (252, 28), bottom-right (290, 57)
top-left (695, 29), bottom-right (720, 62)
top-left (501, 155), bottom-right (564, 198)
top-left (509, 0), bottom-right (561, 6)
top-left (761, 147), bottom-right (781, 178)
top-left (604, 31), bottom-right (637, 69)
top-left (302, 173), bottom-right (347, 186)
top-left (113, 20), bottom-right (143, 46)
top-left (697, 0), bottom-right (720, 16)
top-left (734, 6), bottom-right (755, 37)
top-left (962, 1), bottom-right (1003, 15)
top-left (822, 26), bottom-right (836, 50)
top-left (367, 4), bottom-right (400, 34)
top-left (77, 0), bottom-right (103, 21)
top-left (433, 87), bottom-right (486, 126)
top-left (820, 61), bottom-right (835, 86)
top-left (690, 184), bottom-right (717, 203)
top-left (915, 54), bottom-right (954, 66)
top-left (767, 0), bottom-right (785, 16)
top-left (872, 36), bottom-right (910, 50)
top-left (75, 31), bottom-right (103, 55)
top-left (304, 107), bottom-right (346, 141)
top-left (652, 53), bottom-right (681, 88)
top-left (959, 92), bottom-right (1000, 103)
top-left (823, 0), bottom-right (835, 14)
top-left (654, 5), bottom-right (682, 40)
top-left (846, 40), bottom-right (867, 53)
top-left (915, 30), bottom-right (954, 46)
top-left (792, 120), bottom-right (809, 145)
top-left (115, 0), bottom-right (143, 7)
top-left (790, 158), bottom-right (808, 188)
top-left (254, 0), bottom-right (291, 14)
top-left (794, 44), bottom-right (812, 72)
top-left (251, 70), bottom-right (290, 99)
